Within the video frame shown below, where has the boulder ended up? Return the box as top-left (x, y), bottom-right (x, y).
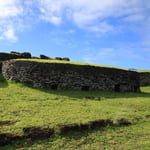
top-left (20, 52), bottom-right (31, 58)
top-left (40, 54), bottom-right (50, 59)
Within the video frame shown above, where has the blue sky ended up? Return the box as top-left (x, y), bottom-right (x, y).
top-left (0, 0), bottom-right (150, 69)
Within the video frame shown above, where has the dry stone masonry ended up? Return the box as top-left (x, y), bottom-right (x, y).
top-left (139, 72), bottom-right (150, 86)
top-left (2, 60), bottom-right (140, 92)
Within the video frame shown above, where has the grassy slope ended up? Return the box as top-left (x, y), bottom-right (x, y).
top-left (138, 70), bottom-right (150, 73)
top-left (0, 79), bottom-right (150, 150)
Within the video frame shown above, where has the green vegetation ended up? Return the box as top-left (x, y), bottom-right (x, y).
top-left (15, 58), bottom-right (128, 70)
top-left (0, 77), bottom-right (150, 150)
top-left (138, 70), bottom-right (150, 73)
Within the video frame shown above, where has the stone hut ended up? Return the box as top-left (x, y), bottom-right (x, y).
top-left (2, 60), bottom-right (140, 92)
top-left (139, 72), bottom-right (150, 86)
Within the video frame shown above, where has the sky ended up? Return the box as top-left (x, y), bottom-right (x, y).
top-left (0, 0), bottom-right (150, 70)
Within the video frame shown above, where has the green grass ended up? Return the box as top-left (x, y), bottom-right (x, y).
top-left (138, 70), bottom-right (150, 73)
top-left (0, 79), bottom-right (150, 150)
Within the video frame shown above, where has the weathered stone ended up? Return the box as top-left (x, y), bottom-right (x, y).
top-left (0, 52), bottom-right (31, 61)
top-left (40, 54), bottom-right (50, 59)
top-left (10, 51), bottom-right (20, 55)
top-left (62, 57), bottom-right (70, 61)
top-left (0, 62), bottom-right (2, 73)
top-left (139, 72), bottom-right (150, 86)
top-left (0, 52), bottom-right (20, 61)
top-left (2, 60), bottom-right (140, 92)
top-left (55, 57), bottom-right (62, 60)
top-left (20, 52), bottom-right (31, 58)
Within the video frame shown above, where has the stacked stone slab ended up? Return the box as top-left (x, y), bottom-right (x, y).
top-left (2, 60), bottom-right (140, 92)
top-left (139, 72), bottom-right (150, 86)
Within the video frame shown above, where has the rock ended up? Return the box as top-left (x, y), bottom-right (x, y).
top-left (55, 57), bottom-right (62, 60)
top-left (62, 57), bottom-right (70, 61)
top-left (10, 51), bottom-right (20, 55)
top-left (0, 52), bottom-right (19, 61)
top-left (20, 52), bottom-right (31, 58)
top-left (139, 72), bottom-right (150, 86)
top-left (40, 54), bottom-right (50, 59)
top-left (0, 52), bottom-right (31, 61)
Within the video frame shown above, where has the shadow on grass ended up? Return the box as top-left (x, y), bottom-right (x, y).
top-left (32, 86), bottom-right (150, 100)
top-left (0, 74), bottom-right (8, 88)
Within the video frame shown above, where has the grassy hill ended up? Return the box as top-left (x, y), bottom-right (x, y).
top-left (0, 74), bottom-right (150, 150)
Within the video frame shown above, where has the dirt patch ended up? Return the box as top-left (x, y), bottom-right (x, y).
top-left (79, 123), bottom-right (89, 130)
top-left (59, 123), bottom-right (81, 134)
top-left (82, 96), bottom-right (101, 100)
top-left (59, 119), bottom-right (114, 134)
top-left (59, 118), bottom-right (132, 134)
top-left (0, 133), bottom-right (22, 146)
top-left (115, 118), bottom-right (131, 126)
top-left (88, 119), bottom-right (113, 129)
top-left (0, 121), bottom-right (16, 126)
top-left (145, 115), bottom-right (150, 118)
top-left (23, 127), bottom-right (54, 140)
top-left (0, 118), bottom-right (133, 146)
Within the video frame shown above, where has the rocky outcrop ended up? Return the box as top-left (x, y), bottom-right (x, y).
top-left (40, 54), bottom-right (51, 59)
top-left (139, 72), bottom-right (150, 86)
top-left (2, 60), bottom-right (140, 92)
top-left (0, 52), bottom-right (31, 61)
top-left (0, 52), bottom-right (70, 62)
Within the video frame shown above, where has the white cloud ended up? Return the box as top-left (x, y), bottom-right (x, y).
top-left (0, 0), bottom-right (150, 41)
top-left (40, 15), bottom-right (62, 26)
top-left (0, 0), bottom-right (24, 42)
top-left (0, 0), bottom-right (22, 18)
top-left (36, 0), bottom-right (149, 33)
top-left (0, 28), bottom-right (18, 42)
top-left (124, 14), bottom-right (145, 22)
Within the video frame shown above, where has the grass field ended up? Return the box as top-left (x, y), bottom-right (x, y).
top-left (0, 76), bottom-right (150, 150)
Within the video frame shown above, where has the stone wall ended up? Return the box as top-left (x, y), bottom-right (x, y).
top-left (0, 62), bottom-right (2, 73)
top-left (2, 60), bottom-right (140, 92)
top-left (139, 72), bottom-right (150, 86)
